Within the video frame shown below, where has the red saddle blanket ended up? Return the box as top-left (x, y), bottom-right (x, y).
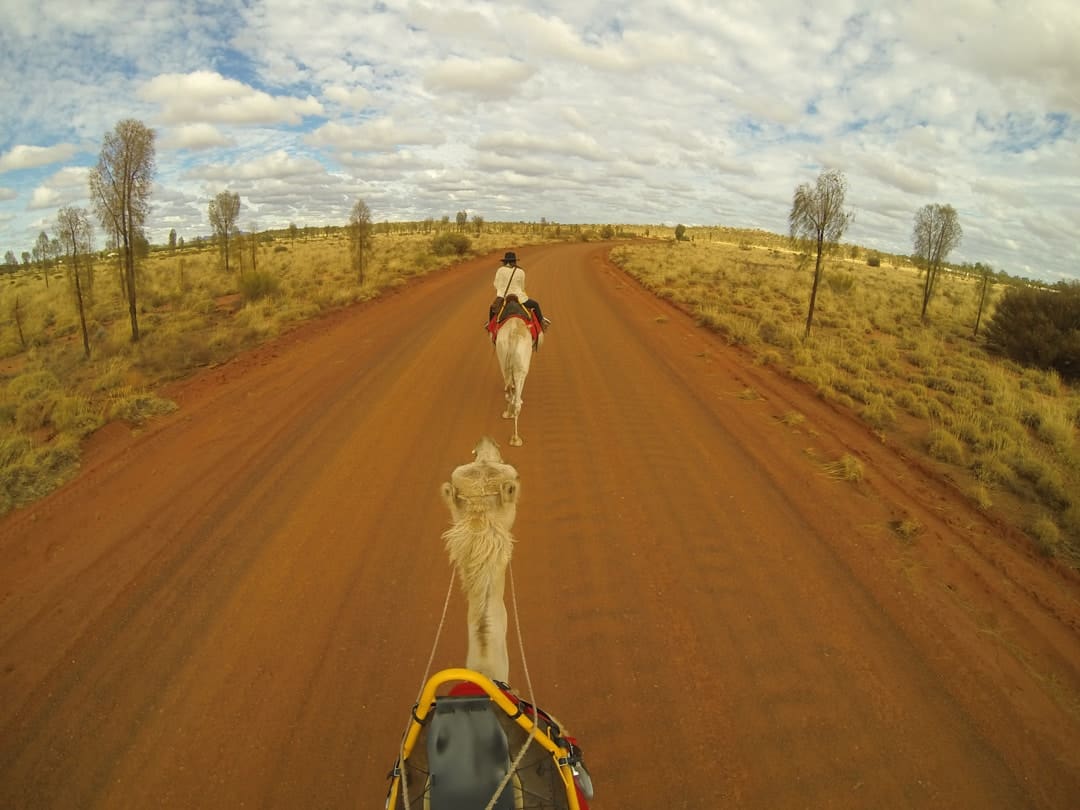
top-left (487, 299), bottom-right (542, 344)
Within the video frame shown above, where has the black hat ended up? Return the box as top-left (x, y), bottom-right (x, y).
top-left (502, 251), bottom-right (517, 264)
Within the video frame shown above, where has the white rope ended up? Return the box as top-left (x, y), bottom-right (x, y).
top-left (484, 560), bottom-right (539, 810)
top-left (395, 555), bottom-right (543, 810)
top-left (396, 570), bottom-right (456, 809)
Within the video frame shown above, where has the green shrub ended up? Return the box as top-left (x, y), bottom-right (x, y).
top-left (984, 283), bottom-right (1080, 380)
top-left (239, 270), bottom-right (281, 301)
top-left (432, 232), bottom-right (471, 256)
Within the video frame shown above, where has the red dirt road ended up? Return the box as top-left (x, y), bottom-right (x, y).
top-left (2, 242), bottom-right (1080, 809)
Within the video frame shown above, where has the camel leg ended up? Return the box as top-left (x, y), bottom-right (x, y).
top-left (502, 383), bottom-right (514, 420)
top-left (508, 386), bottom-right (523, 446)
top-left (509, 409), bottom-right (523, 446)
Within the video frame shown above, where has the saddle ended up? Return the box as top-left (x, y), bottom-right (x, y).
top-left (487, 295), bottom-right (542, 346)
top-left (385, 668), bottom-right (592, 809)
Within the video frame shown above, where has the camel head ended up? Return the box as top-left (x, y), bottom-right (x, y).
top-left (440, 437), bottom-right (520, 527)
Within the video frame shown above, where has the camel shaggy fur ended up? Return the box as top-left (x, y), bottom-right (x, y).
top-left (439, 437), bottom-right (519, 683)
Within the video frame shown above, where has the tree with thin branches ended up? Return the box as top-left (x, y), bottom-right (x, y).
top-left (789, 168), bottom-right (853, 339)
top-left (33, 231), bottom-right (51, 287)
top-left (913, 203), bottom-right (962, 322)
top-left (54, 206), bottom-right (94, 358)
top-left (88, 118), bottom-right (155, 342)
top-left (349, 198), bottom-right (374, 285)
top-left (208, 190), bottom-right (242, 273)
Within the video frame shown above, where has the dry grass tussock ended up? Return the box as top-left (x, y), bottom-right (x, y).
top-left (0, 225), bottom-right (580, 514)
top-left (610, 233), bottom-right (1080, 564)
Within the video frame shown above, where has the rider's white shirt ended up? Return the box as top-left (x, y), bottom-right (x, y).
top-left (494, 264), bottom-right (528, 300)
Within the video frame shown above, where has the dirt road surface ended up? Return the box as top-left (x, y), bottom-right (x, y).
top-left (2, 242), bottom-right (1079, 809)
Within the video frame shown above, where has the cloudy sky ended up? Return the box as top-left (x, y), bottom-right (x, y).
top-left (1, 0), bottom-right (1077, 281)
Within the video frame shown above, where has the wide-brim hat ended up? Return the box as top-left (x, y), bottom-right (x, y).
top-left (502, 251), bottom-right (517, 264)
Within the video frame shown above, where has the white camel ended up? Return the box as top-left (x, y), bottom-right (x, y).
top-left (495, 318), bottom-right (536, 447)
top-left (439, 436), bottom-right (519, 683)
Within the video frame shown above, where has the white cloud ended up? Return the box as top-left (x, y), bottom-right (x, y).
top-left (139, 71), bottom-right (324, 125)
top-left (306, 119), bottom-right (445, 152)
top-left (0, 143), bottom-right (80, 173)
top-left (161, 124), bottom-right (235, 151)
top-left (0, 187), bottom-right (17, 201)
top-left (189, 150), bottom-right (326, 182)
top-left (323, 85), bottom-right (372, 110)
top-left (28, 187), bottom-right (62, 210)
top-left (422, 57), bottom-right (535, 100)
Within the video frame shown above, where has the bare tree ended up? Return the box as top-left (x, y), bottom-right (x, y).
top-left (208, 190), bottom-right (242, 273)
top-left (88, 118), bottom-right (155, 342)
top-left (54, 206), bottom-right (94, 358)
top-left (973, 262), bottom-right (993, 337)
top-left (12, 296), bottom-right (27, 348)
top-left (33, 231), bottom-right (51, 288)
top-left (248, 222), bottom-right (259, 274)
top-left (349, 199), bottom-right (374, 285)
top-left (789, 168), bottom-right (853, 339)
top-left (913, 203), bottom-right (963, 321)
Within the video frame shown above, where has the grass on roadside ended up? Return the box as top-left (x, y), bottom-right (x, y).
top-left (610, 235), bottom-right (1080, 563)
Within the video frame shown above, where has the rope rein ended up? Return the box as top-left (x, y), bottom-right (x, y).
top-left (483, 560), bottom-right (539, 810)
top-left (397, 559), bottom-right (542, 810)
top-left (397, 570), bottom-right (456, 808)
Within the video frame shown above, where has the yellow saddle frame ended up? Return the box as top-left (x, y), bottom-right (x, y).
top-left (385, 668), bottom-right (585, 809)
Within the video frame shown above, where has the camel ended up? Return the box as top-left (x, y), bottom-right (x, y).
top-left (439, 436), bottom-right (519, 683)
top-left (383, 439), bottom-right (594, 809)
top-left (495, 317), bottom-right (536, 447)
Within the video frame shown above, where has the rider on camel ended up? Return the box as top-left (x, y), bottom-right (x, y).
top-left (488, 251), bottom-right (551, 332)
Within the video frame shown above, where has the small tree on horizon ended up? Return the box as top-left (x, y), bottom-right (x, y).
top-left (349, 199), bottom-right (374, 285)
top-left (913, 203), bottom-right (962, 322)
top-left (208, 190), bottom-right (242, 273)
top-left (789, 168), bottom-right (853, 339)
top-left (54, 206), bottom-right (94, 358)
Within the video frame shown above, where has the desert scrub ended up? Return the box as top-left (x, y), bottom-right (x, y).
top-left (893, 386), bottom-right (931, 418)
top-left (968, 483), bottom-right (993, 511)
top-left (891, 516), bottom-right (923, 540)
top-left (777, 411), bottom-right (806, 427)
top-left (1034, 400), bottom-right (1075, 453)
top-left (822, 453), bottom-right (864, 482)
top-left (239, 270), bottom-right (282, 301)
top-left (0, 431), bottom-right (81, 513)
top-left (927, 427), bottom-right (965, 464)
top-left (51, 394), bottom-right (104, 437)
top-left (1030, 514), bottom-right (1062, 557)
top-left (861, 394), bottom-right (896, 430)
top-left (755, 348), bottom-right (783, 366)
top-left (106, 387), bottom-right (178, 425)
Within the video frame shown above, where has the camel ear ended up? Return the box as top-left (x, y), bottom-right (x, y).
top-left (500, 480), bottom-right (519, 505)
top-left (440, 482), bottom-right (456, 508)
